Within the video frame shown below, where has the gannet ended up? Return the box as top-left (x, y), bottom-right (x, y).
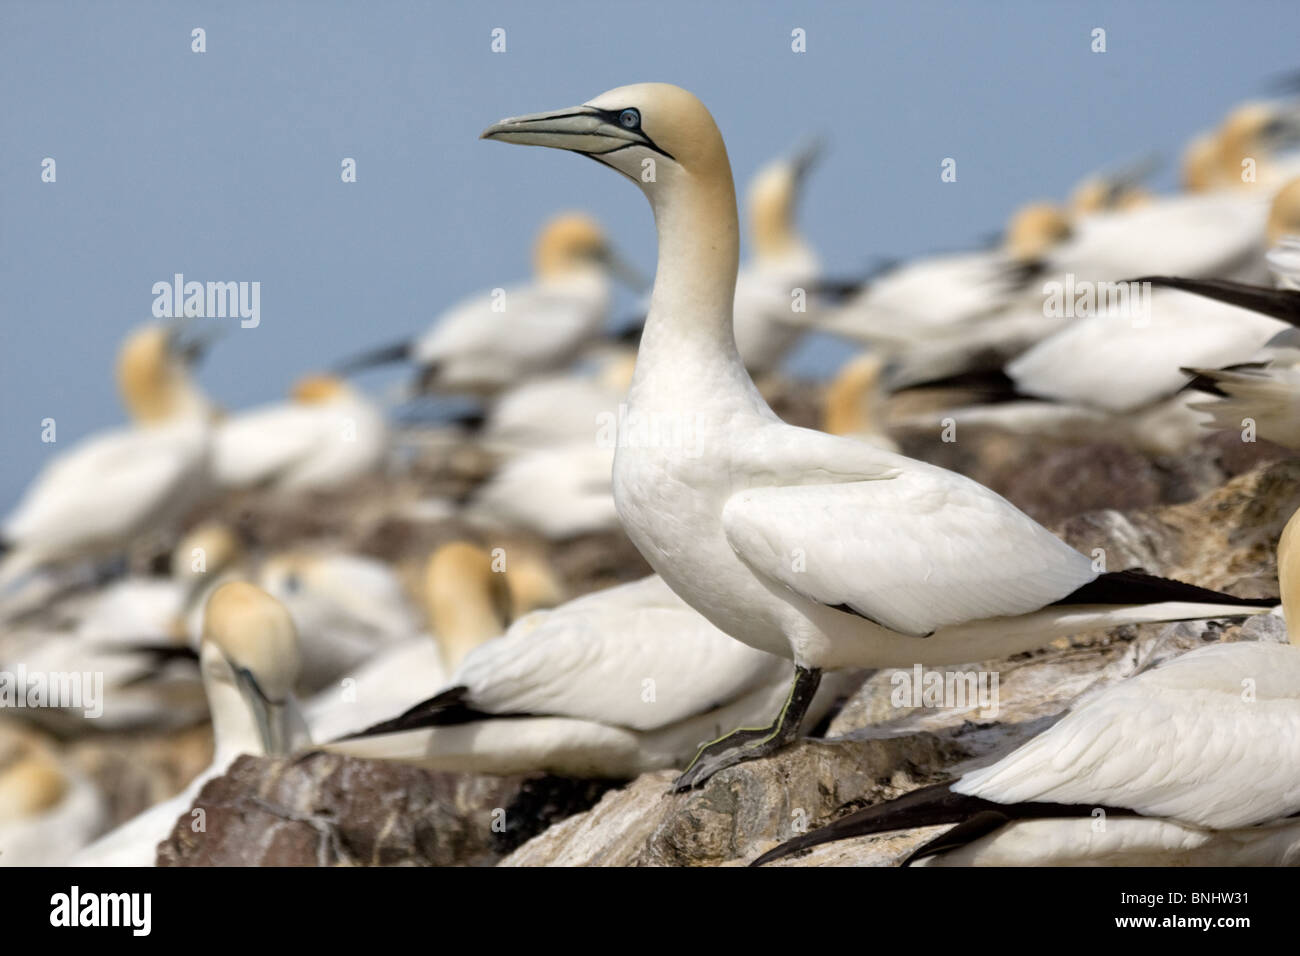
top-left (1067, 155), bottom-right (1157, 215)
top-left (72, 581), bottom-right (310, 866)
top-left (0, 323), bottom-right (213, 590)
top-left (907, 177), bottom-right (1300, 454)
top-left (813, 202), bottom-right (1071, 347)
top-left (821, 353), bottom-right (898, 452)
top-left (0, 524), bottom-right (242, 732)
top-left (338, 214), bottom-right (642, 397)
top-left (754, 506), bottom-right (1300, 867)
top-left (0, 725), bottom-right (105, 866)
top-left (480, 82), bottom-right (1276, 787)
top-left (1145, 227), bottom-right (1300, 448)
top-left (1199, 101), bottom-right (1300, 193)
top-left (465, 441), bottom-right (620, 540)
top-left (211, 374), bottom-right (388, 494)
top-left (325, 574), bottom-right (858, 778)
top-left (479, 347), bottom-right (636, 455)
top-left (305, 541), bottom-right (533, 741)
top-left (732, 140), bottom-right (823, 375)
top-left (256, 546), bottom-right (420, 692)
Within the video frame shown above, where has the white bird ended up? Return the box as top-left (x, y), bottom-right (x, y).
top-left (480, 82), bottom-right (1276, 789)
top-left (813, 203), bottom-right (1070, 347)
top-left (0, 324), bottom-right (213, 590)
top-left (212, 375), bottom-right (388, 494)
top-left (821, 353), bottom-right (898, 452)
top-left (256, 547), bottom-right (421, 692)
top-left (903, 177), bottom-right (1300, 454)
top-left (1183, 100), bottom-right (1300, 195)
top-left (72, 581), bottom-right (310, 866)
top-left (325, 574), bottom-right (858, 778)
top-left (478, 346), bottom-right (636, 455)
top-left (732, 141), bottom-right (823, 375)
top-left (465, 441), bottom-right (620, 540)
top-left (755, 504), bottom-right (1300, 867)
top-left (304, 541), bottom-right (520, 741)
top-left (0, 725), bottom-right (105, 867)
top-left (338, 213), bottom-right (642, 397)
top-left (0, 524), bottom-right (243, 732)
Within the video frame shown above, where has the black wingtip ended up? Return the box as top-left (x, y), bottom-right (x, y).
top-left (1052, 568), bottom-right (1276, 609)
top-left (334, 685), bottom-right (481, 742)
top-left (1130, 277), bottom-right (1300, 327)
top-left (752, 782), bottom-right (970, 867)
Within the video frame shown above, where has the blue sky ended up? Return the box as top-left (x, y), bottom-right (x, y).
top-left (2, 0), bottom-right (1298, 510)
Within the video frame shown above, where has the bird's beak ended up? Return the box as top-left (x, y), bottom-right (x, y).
top-left (790, 137), bottom-right (826, 185)
top-left (333, 339), bottom-right (413, 375)
top-left (168, 318), bottom-right (224, 368)
top-left (480, 105), bottom-right (648, 155)
top-left (232, 663), bottom-right (291, 756)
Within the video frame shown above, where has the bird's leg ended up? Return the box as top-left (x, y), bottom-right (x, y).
top-left (673, 665), bottom-right (822, 791)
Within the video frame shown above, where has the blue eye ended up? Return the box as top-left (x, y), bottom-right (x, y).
top-left (618, 109), bottom-right (640, 129)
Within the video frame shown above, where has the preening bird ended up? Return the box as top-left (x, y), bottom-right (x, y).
top-left (336, 213), bottom-right (642, 397)
top-left (479, 82), bottom-right (1276, 790)
top-left (0, 323), bottom-right (214, 590)
top-left (71, 581), bottom-right (309, 866)
top-left (324, 574), bottom-right (858, 778)
top-left (753, 505), bottom-right (1300, 867)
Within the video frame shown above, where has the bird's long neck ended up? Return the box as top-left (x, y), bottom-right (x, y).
top-left (204, 676), bottom-right (268, 764)
top-left (640, 167), bottom-right (744, 370)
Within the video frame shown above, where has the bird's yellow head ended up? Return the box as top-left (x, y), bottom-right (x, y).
top-left (116, 323), bottom-right (211, 425)
top-left (424, 541), bottom-right (510, 670)
top-left (1268, 178), bottom-right (1300, 247)
top-left (532, 213), bottom-right (609, 278)
top-left (1004, 202), bottom-right (1073, 262)
top-left (201, 581), bottom-right (302, 709)
top-left (290, 374), bottom-right (350, 405)
top-left (483, 83), bottom-right (733, 205)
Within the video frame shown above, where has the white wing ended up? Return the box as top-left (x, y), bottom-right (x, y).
top-left (468, 442), bottom-right (618, 538)
top-left (453, 576), bottom-right (786, 731)
top-left (721, 428), bottom-right (1095, 636)
top-left (212, 404), bottom-right (331, 490)
top-left (1043, 191), bottom-right (1269, 281)
top-left (821, 251), bottom-right (1017, 344)
top-left (1008, 289), bottom-right (1287, 411)
top-left (415, 275), bottom-right (609, 389)
top-left (483, 375), bottom-right (618, 452)
top-left (954, 641), bottom-right (1300, 829)
top-left (4, 424), bottom-right (206, 554)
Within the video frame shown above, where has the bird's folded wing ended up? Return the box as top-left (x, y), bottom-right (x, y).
top-left (953, 643), bottom-right (1300, 829)
top-left (416, 286), bottom-right (594, 367)
top-left (721, 446), bottom-right (1096, 637)
top-left (213, 405), bottom-right (325, 488)
top-left (456, 591), bottom-right (784, 732)
top-left (5, 428), bottom-right (198, 542)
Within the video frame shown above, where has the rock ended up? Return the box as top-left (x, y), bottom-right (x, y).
top-left (157, 752), bottom-right (615, 866)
